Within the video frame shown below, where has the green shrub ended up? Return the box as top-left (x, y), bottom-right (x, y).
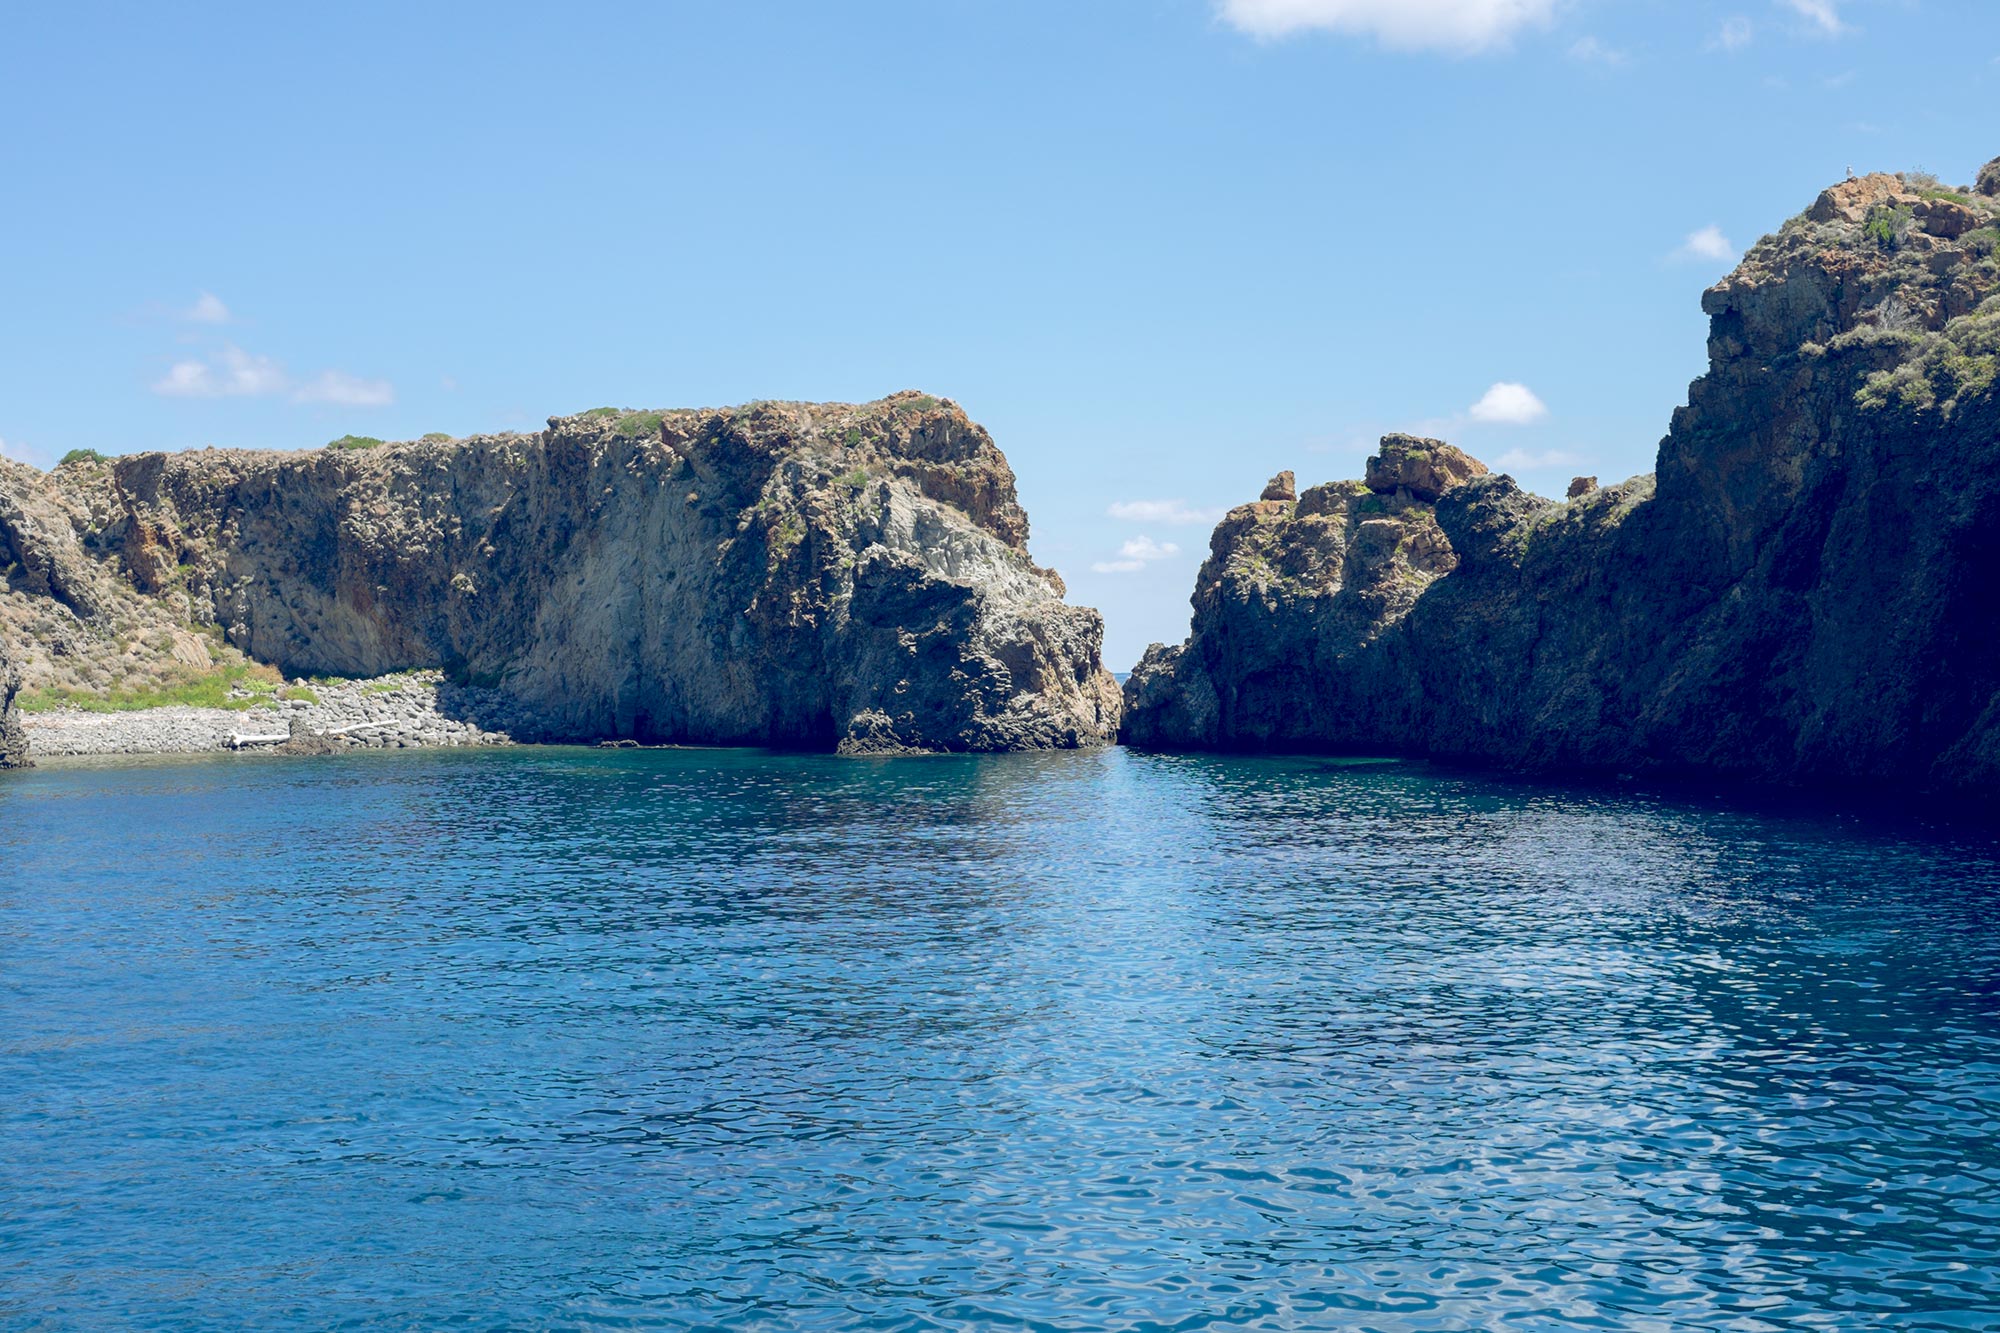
top-left (327, 434), bottom-right (384, 450)
top-left (1857, 304), bottom-right (2000, 418)
top-left (1862, 204), bottom-right (1913, 250)
top-left (835, 467), bottom-right (870, 488)
top-left (1963, 228), bottom-right (2000, 259)
top-left (420, 432), bottom-right (453, 443)
top-left (57, 448), bottom-right (109, 466)
top-left (614, 410), bottom-right (664, 437)
top-left (281, 685), bottom-right (320, 704)
top-left (581, 407), bottom-right (619, 418)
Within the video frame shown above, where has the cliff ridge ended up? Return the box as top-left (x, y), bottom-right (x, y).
top-left (2, 392), bottom-right (1120, 757)
top-left (1126, 157), bottom-right (2000, 798)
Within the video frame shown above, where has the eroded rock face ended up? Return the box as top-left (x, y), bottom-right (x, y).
top-left (1128, 159), bottom-right (2000, 798)
top-left (5, 393), bottom-right (1119, 754)
top-left (0, 647), bottom-right (27, 769)
top-left (1119, 453), bottom-right (1462, 750)
top-left (1259, 471), bottom-right (1296, 502)
top-left (1364, 435), bottom-right (1487, 503)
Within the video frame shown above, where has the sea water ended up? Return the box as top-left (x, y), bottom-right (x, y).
top-left (2, 748), bottom-right (1996, 1330)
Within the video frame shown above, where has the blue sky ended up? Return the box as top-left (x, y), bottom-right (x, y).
top-left (3, 1), bottom-right (1995, 667)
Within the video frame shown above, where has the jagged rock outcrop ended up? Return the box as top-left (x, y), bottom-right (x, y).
top-left (1, 393), bottom-right (1119, 754)
top-left (1123, 434), bottom-right (1477, 749)
top-left (0, 645), bottom-right (27, 768)
top-left (1127, 162), bottom-right (2000, 799)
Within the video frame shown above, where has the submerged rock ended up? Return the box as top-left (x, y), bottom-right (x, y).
top-left (5, 393), bottom-right (1119, 755)
top-left (1127, 157), bottom-right (2000, 799)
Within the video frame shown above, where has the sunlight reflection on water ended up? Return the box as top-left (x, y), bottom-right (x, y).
top-left (2, 747), bottom-right (1997, 1329)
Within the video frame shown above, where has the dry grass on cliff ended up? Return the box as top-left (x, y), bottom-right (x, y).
top-left (17, 661), bottom-right (285, 713)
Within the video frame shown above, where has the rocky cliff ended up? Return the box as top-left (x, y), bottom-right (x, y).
top-left (1, 392), bottom-right (1120, 755)
top-left (1127, 160), bottom-right (2000, 799)
top-left (0, 646), bottom-right (26, 769)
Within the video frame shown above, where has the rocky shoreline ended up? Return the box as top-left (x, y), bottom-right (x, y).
top-left (19, 671), bottom-right (535, 759)
top-left (0, 392), bottom-right (1119, 767)
top-left (1123, 160), bottom-right (2000, 800)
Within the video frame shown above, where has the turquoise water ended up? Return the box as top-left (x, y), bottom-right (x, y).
top-left (3, 748), bottom-right (1998, 1331)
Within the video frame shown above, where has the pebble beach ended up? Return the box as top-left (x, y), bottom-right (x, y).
top-left (20, 671), bottom-right (531, 758)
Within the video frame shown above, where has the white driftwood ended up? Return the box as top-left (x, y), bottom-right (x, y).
top-left (228, 720), bottom-right (392, 749)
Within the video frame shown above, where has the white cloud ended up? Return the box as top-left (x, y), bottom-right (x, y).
top-left (1216, 0), bottom-right (1558, 54)
top-left (293, 370), bottom-right (395, 407)
top-left (1468, 381), bottom-right (1549, 425)
top-left (1108, 498), bottom-right (1225, 525)
top-left (153, 344), bottom-right (288, 398)
top-left (1092, 534), bottom-right (1181, 575)
top-left (1778, 0), bottom-right (1846, 35)
top-left (1494, 447), bottom-right (1585, 470)
top-left (1567, 36), bottom-right (1627, 66)
top-left (152, 344), bottom-right (393, 407)
top-left (1675, 225), bottom-right (1738, 263)
top-left (1711, 16), bottom-right (1754, 51)
top-left (185, 292), bottom-right (231, 324)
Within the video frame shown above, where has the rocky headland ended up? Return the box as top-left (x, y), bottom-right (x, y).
top-left (1126, 161), bottom-right (2000, 800)
top-left (0, 393), bottom-right (1120, 762)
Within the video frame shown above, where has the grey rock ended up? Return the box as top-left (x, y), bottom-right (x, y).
top-left (1126, 160), bottom-right (2000, 800)
top-left (0, 647), bottom-right (29, 769)
top-left (101, 393), bottom-right (1118, 753)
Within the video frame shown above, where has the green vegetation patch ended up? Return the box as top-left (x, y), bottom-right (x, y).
top-left (18, 664), bottom-right (280, 714)
top-left (614, 410), bottom-right (665, 437)
top-left (281, 685), bottom-right (321, 704)
top-left (835, 466), bottom-right (870, 488)
top-left (581, 407), bottom-right (620, 419)
top-left (420, 432), bottom-right (453, 443)
top-left (327, 435), bottom-right (385, 451)
top-left (57, 448), bottom-right (109, 466)
top-left (1856, 302), bottom-right (2000, 418)
top-left (1862, 204), bottom-right (1913, 250)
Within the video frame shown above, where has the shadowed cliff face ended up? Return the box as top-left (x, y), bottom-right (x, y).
top-left (2, 392), bottom-right (1120, 754)
top-left (0, 647), bottom-right (26, 769)
top-left (1126, 161), bottom-right (2000, 798)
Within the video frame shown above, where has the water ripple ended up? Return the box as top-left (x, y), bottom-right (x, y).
top-left (1, 749), bottom-right (1997, 1329)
